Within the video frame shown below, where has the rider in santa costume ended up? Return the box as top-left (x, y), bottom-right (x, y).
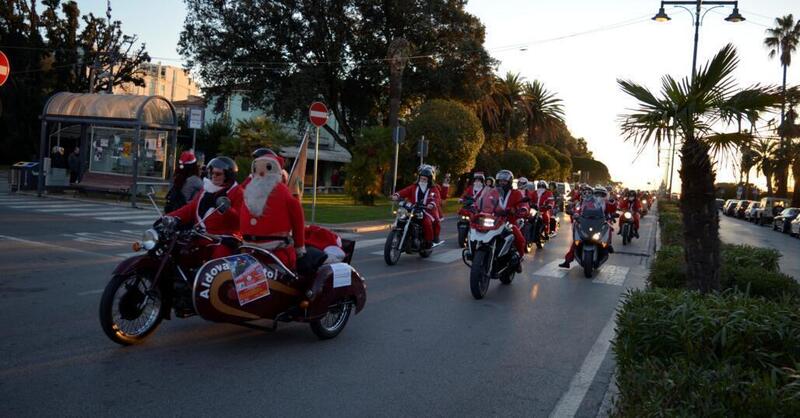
top-left (239, 148), bottom-right (306, 270)
top-left (493, 170), bottom-right (527, 269)
top-left (167, 156), bottom-right (242, 259)
top-left (392, 166), bottom-right (442, 247)
top-left (461, 172), bottom-right (487, 203)
top-left (532, 180), bottom-right (555, 236)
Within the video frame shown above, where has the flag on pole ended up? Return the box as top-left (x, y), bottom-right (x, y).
top-left (288, 129), bottom-right (310, 199)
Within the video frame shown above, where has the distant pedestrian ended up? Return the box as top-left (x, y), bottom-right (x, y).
top-left (331, 169), bottom-right (340, 187)
top-left (165, 151), bottom-right (203, 212)
top-left (51, 146), bottom-right (67, 169)
top-left (67, 146), bottom-right (81, 184)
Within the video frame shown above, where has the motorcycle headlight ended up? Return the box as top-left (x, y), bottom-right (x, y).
top-left (591, 232), bottom-right (601, 241)
top-left (624, 212), bottom-right (632, 219)
top-left (142, 228), bottom-right (159, 250)
top-left (642, 199), bottom-right (647, 205)
top-left (530, 208), bottom-right (537, 217)
top-left (396, 207), bottom-right (408, 218)
top-left (461, 215), bottom-right (470, 221)
top-left (481, 217), bottom-right (495, 228)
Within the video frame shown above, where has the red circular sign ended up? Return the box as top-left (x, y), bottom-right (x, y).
top-left (308, 101), bottom-right (329, 127)
top-left (0, 51), bottom-right (9, 87)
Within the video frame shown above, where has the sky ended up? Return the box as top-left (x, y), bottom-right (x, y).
top-left (74, 0), bottom-right (799, 190)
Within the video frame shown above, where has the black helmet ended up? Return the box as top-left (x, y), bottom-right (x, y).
top-left (418, 166), bottom-right (434, 182)
top-left (206, 156), bottom-right (239, 184)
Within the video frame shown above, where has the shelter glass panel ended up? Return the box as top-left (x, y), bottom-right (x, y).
top-left (89, 127), bottom-right (168, 179)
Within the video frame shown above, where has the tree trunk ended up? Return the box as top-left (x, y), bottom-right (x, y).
top-left (765, 170), bottom-right (773, 196)
top-left (679, 138), bottom-right (720, 293)
top-left (793, 160), bottom-right (800, 207)
top-left (776, 64), bottom-right (789, 197)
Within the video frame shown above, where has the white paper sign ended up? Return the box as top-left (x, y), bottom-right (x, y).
top-left (330, 263), bottom-right (352, 288)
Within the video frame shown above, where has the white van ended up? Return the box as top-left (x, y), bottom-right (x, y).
top-left (756, 197), bottom-right (791, 225)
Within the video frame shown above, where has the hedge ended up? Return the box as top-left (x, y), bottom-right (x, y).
top-left (613, 289), bottom-right (800, 416)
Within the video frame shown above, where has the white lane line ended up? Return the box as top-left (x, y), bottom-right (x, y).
top-left (549, 300), bottom-right (620, 418)
top-left (0, 234), bottom-right (124, 260)
top-left (116, 251), bottom-right (143, 258)
top-left (67, 211), bottom-right (153, 217)
top-left (533, 260), bottom-right (570, 278)
top-left (594, 265), bottom-right (629, 286)
top-left (355, 238), bottom-right (386, 249)
top-left (36, 207), bottom-right (109, 213)
top-left (128, 220), bottom-right (158, 225)
top-left (77, 289), bottom-right (105, 296)
top-left (9, 203), bottom-right (99, 209)
top-left (96, 214), bottom-right (157, 221)
top-left (427, 248), bottom-right (463, 263)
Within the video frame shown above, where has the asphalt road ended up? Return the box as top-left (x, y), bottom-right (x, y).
top-left (0, 189), bottom-right (655, 417)
top-left (718, 213), bottom-right (799, 279)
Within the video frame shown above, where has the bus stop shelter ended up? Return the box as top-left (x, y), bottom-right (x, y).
top-left (37, 93), bottom-right (179, 206)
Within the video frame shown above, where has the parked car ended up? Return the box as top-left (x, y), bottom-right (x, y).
top-left (735, 200), bottom-right (753, 219)
top-left (715, 198), bottom-right (725, 211)
top-left (773, 208), bottom-right (799, 233)
top-left (723, 200), bottom-right (741, 217)
top-left (790, 216), bottom-right (800, 237)
top-left (758, 197), bottom-right (791, 225)
top-left (744, 201), bottom-right (762, 222)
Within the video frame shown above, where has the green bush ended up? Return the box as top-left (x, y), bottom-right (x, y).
top-left (614, 289), bottom-right (800, 416)
top-left (720, 243), bottom-right (781, 273)
top-left (344, 126), bottom-right (393, 205)
top-left (722, 265), bottom-right (799, 301)
top-left (648, 245), bottom-right (686, 289)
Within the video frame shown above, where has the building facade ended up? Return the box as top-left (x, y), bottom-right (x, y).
top-left (114, 62), bottom-right (200, 102)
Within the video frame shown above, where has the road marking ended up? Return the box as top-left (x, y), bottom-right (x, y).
top-left (94, 214), bottom-right (158, 221)
top-left (550, 300), bottom-right (620, 418)
top-left (116, 251), bottom-right (143, 258)
top-left (9, 203), bottom-right (99, 209)
top-left (35, 207), bottom-right (109, 213)
top-left (355, 237), bottom-right (386, 249)
top-left (426, 248), bottom-right (463, 263)
top-left (594, 265), bottom-right (629, 286)
top-left (533, 260), bottom-right (570, 278)
top-left (128, 220), bottom-right (158, 225)
top-left (0, 234), bottom-right (124, 260)
top-left (77, 289), bottom-right (105, 296)
top-left (67, 211), bottom-right (153, 217)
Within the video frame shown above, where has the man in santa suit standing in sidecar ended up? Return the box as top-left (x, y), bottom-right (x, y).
top-left (239, 148), bottom-right (306, 270)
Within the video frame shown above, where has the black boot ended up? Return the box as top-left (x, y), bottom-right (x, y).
top-left (558, 260), bottom-right (570, 268)
top-left (634, 229), bottom-right (639, 239)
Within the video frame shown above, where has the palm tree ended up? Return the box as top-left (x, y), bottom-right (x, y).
top-left (497, 72), bottom-right (526, 149)
top-left (618, 44), bottom-right (776, 293)
top-left (753, 138), bottom-right (778, 196)
top-left (764, 14), bottom-right (800, 197)
top-left (522, 80), bottom-right (565, 144)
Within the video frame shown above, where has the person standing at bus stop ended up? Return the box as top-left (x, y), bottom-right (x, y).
top-left (68, 146), bottom-right (81, 184)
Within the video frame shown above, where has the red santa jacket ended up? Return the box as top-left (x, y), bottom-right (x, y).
top-left (532, 189), bottom-right (555, 209)
top-left (168, 184), bottom-right (242, 235)
top-left (396, 184), bottom-right (441, 210)
top-left (462, 184), bottom-right (487, 201)
top-left (495, 189), bottom-right (525, 222)
top-left (239, 182), bottom-right (305, 249)
top-left (618, 197), bottom-right (642, 213)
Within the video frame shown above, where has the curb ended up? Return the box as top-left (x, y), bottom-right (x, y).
top-left (9, 190), bottom-right (157, 211)
top-left (329, 223), bottom-right (392, 234)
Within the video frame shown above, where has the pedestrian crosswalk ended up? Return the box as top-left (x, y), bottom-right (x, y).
top-left (0, 194), bottom-right (159, 226)
top-left (530, 259), bottom-right (630, 286)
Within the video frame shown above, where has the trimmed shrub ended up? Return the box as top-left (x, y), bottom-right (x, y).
top-left (614, 289), bottom-right (800, 416)
top-left (722, 265), bottom-right (799, 301)
top-left (648, 245), bottom-right (686, 289)
top-left (720, 243), bottom-right (781, 273)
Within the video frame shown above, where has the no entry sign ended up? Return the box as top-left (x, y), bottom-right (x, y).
top-left (308, 102), bottom-right (328, 127)
top-left (0, 51), bottom-right (10, 87)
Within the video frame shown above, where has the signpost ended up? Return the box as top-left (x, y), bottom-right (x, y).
top-left (308, 101), bottom-right (329, 224)
top-left (0, 51), bottom-right (10, 87)
top-left (188, 107), bottom-right (204, 150)
top-left (391, 125), bottom-right (406, 194)
top-left (417, 135), bottom-right (427, 166)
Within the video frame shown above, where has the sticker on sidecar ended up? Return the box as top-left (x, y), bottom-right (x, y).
top-left (228, 254), bottom-right (274, 305)
top-left (331, 263), bottom-right (352, 288)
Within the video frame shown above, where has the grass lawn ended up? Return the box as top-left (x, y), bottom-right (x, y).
top-left (301, 194), bottom-right (462, 224)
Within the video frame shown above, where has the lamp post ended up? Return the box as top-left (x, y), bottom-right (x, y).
top-left (652, 1), bottom-right (745, 198)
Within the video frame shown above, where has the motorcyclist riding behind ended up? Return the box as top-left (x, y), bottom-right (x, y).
top-left (559, 185), bottom-right (616, 268)
top-left (392, 166), bottom-right (443, 247)
top-left (617, 189), bottom-right (641, 238)
top-left (494, 170), bottom-right (527, 272)
top-left (533, 180), bottom-right (555, 236)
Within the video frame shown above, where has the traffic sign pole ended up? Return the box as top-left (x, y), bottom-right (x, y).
top-left (308, 102), bottom-right (329, 224)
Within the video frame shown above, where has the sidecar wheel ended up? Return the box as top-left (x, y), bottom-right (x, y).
top-left (99, 273), bottom-right (165, 346)
top-left (310, 303), bottom-right (352, 340)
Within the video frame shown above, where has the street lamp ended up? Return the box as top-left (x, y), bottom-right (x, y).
top-left (652, 1), bottom-right (745, 197)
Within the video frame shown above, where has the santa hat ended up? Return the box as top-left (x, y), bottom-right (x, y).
top-left (179, 151), bottom-right (197, 168)
top-left (252, 148), bottom-right (285, 168)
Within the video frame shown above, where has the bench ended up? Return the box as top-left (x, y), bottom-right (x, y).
top-left (75, 172), bottom-right (169, 200)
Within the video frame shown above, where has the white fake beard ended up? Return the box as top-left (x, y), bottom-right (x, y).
top-left (473, 183), bottom-right (483, 193)
top-left (245, 172), bottom-right (280, 217)
top-left (203, 177), bottom-right (224, 194)
top-left (418, 182), bottom-right (428, 193)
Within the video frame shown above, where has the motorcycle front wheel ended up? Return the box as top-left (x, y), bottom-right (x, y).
top-left (99, 273), bottom-right (165, 346)
top-left (310, 303), bottom-right (352, 340)
top-left (470, 249), bottom-right (491, 299)
top-left (622, 224), bottom-right (630, 246)
top-left (383, 230), bottom-right (402, 266)
top-left (457, 226), bottom-right (468, 248)
top-left (582, 249), bottom-right (594, 278)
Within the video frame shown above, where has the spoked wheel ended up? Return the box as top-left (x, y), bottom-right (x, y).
top-left (99, 273), bottom-right (165, 346)
top-left (470, 249), bottom-right (491, 299)
top-left (383, 230), bottom-right (402, 266)
top-left (310, 302), bottom-right (352, 340)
